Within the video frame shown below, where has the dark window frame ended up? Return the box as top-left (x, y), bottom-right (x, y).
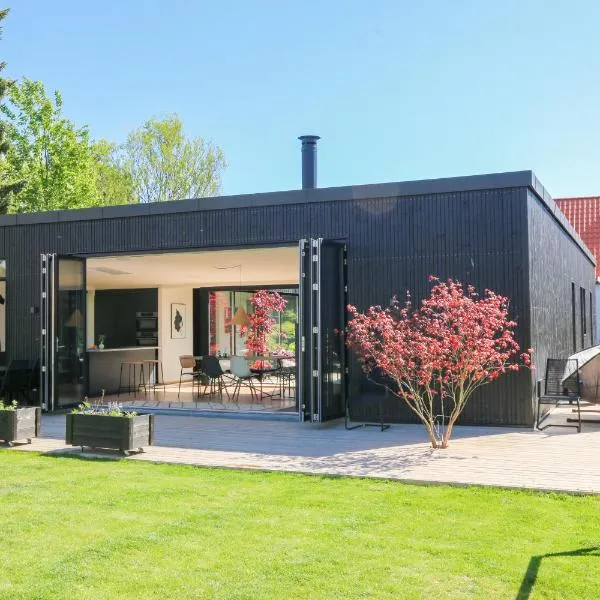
top-left (572, 283), bottom-right (577, 352)
top-left (581, 286), bottom-right (587, 347)
top-left (590, 290), bottom-right (594, 346)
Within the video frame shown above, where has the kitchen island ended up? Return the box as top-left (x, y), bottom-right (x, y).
top-left (87, 347), bottom-right (160, 396)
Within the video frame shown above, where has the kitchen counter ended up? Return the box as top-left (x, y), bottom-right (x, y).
top-left (87, 347), bottom-right (160, 353)
top-left (88, 347), bottom-right (159, 395)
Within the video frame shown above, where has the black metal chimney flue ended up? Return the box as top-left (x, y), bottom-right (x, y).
top-left (298, 135), bottom-right (320, 189)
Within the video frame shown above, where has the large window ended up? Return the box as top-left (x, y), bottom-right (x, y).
top-left (208, 289), bottom-right (298, 356)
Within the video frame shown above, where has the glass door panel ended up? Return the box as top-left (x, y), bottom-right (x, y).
top-left (208, 291), bottom-right (233, 356)
top-left (232, 291), bottom-right (252, 356)
top-left (56, 258), bottom-right (86, 408)
top-left (316, 240), bottom-right (347, 421)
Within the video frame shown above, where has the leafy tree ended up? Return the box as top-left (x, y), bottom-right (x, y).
top-left (123, 114), bottom-right (226, 203)
top-left (91, 139), bottom-right (135, 206)
top-left (1, 78), bottom-right (102, 212)
top-left (345, 277), bottom-right (532, 449)
top-left (0, 8), bottom-right (22, 212)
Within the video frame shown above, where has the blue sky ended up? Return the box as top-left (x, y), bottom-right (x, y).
top-left (4, 1), bottom-right (600, 197)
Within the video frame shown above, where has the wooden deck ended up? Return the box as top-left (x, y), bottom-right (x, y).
top-left (97, 381), bottom-right (297, 414)
top-left (6, 406), bottom-right (600, 494)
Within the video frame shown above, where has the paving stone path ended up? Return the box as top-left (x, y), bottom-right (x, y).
top-left (7, 410), bottom-right (600, 494)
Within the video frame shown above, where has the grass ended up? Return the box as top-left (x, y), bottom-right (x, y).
top-left (0, 452), bottom-right (599, 599)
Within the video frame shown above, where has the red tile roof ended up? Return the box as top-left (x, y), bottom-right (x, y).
top-left (556, 196), bottom-right (600, 277)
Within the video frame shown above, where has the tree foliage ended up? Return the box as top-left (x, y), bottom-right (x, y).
top-left (241, 290), bottom-right (287, 357)
top-left (0, 8), bottom-right (23, 212)
top-left (345, 277), bottom-right (532, 449)
top-left (0, 79), bottom-right (103, 212)
top-left (123, 115), bottom-right (226, 203)
top-left (91, 139), bottom-right (135, 206)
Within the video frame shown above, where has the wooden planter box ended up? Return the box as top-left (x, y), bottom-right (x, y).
top-left (0, 407), bottom-right (41, 445)
top-left (66, 413), bottom-right (154, 455)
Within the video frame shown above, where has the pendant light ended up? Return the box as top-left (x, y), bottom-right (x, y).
top-left (230, 305), bottom-right (251, 327)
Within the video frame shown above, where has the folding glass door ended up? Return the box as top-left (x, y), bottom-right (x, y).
top-left (40, 254), bottom-right (86, 411)
top-left (298, 238), bottom-right (347, 423)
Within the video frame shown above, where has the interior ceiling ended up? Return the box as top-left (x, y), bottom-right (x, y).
top-left (86, 247), bottom-right (299, 290)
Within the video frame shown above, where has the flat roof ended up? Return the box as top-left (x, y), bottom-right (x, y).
top-left (0, 169), bottom-right (594, 264)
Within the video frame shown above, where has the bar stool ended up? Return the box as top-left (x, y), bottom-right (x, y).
top-left (144, 359), bottom-right (166, 402)
top-left (117, 360), bottom-right (147, 400)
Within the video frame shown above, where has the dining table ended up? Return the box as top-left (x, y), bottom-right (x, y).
top-left (246, 354), bottom-right (296, 401)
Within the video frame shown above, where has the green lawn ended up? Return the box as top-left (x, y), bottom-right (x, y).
top-left (0, 452), bottom-right (599, 599)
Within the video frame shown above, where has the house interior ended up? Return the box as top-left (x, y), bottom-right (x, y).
top-left (60, 246), bottom-right (300, 412)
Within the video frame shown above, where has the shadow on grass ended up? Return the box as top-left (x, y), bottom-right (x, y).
top-left (516, 546), bottom-right (600, 599)
top-left (40, 447), bottom-right (136, 462)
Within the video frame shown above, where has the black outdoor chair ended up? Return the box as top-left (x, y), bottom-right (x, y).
top-left (0, 359), bottom-right (39, 405)
top-left (536, 358), bottom-right (581, 432)
top-left (200, 356), bottom-right (231, 402)
top-left (345, 370), bottom-right (391, 432)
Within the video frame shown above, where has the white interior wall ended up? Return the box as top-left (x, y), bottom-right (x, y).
top-left (86, 290), bottom-right (95, 348)
top-left (158, 286), bottom-right (194, 383)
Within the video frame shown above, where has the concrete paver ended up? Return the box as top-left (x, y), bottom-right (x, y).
top-left (6, 409), bottom-right (600, 494)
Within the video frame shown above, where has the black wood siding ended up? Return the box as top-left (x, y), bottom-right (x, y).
top-left (527, 189), bottom-right (596, 420)
top-left (0, 180), bottom-right (593, 426)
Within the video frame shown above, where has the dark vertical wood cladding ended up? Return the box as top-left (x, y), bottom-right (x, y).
top-left (0, 183), bottom-right (593, 427)
top-left (527, 189), bottom-right (596, 421)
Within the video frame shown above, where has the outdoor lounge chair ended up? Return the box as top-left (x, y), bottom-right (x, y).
top-left (536, 358), bottom-right (581, 432)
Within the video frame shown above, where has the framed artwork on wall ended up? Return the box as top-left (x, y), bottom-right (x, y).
top-left (171, 303), bottom-right (186, 339)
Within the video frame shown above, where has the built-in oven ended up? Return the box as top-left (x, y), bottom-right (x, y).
top-left (136, 312), bottom-right (158, 346)
top-left (136, 311), bottom-right (158, 331)
top-left (136, 332), bottom-right (158, 346)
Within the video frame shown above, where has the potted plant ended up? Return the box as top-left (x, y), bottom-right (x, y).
top-left (66, 398), bottom-right (154, 456)
top-left (0, 399), bottom-right (41, 446)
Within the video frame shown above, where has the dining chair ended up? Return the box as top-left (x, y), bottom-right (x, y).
top-left (229, 356), bottom-right (260, 404)
top-left (200, 356), bottom-right (231, 401)
top-left (177, 355), bottom-right (202, 400)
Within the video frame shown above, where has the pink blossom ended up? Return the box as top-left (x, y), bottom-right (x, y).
top-left (345, 277), bottom-right (533, 449)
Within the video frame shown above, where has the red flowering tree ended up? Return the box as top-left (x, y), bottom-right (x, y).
top-left (345, 277), bottom-right (532, 449)
top-left (241, 290), bottom-right (287, 357)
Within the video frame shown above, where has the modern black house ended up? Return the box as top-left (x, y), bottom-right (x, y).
top-left (0, 137), bottom-right (594, 427)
